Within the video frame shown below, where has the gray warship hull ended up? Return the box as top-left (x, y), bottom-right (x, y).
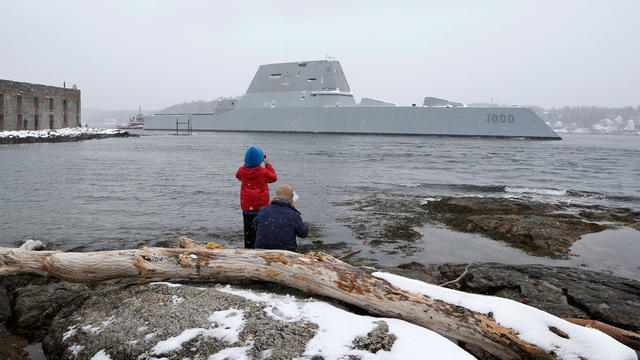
top-left (144, 59), bottom-right (560, 139)
top-left (145, 107), bottom-right (559, 139)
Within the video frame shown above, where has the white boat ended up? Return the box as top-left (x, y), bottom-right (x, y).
top-left (117, 107), bottom-right (144, 129)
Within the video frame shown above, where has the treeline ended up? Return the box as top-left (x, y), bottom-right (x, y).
top-left (531, 105), bottom-right (640, 129)
top-left (158, 100), bottom-right (218, 114)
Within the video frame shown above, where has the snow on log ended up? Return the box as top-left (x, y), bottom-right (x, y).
top-left (0, 246), bottom-right (635, 360)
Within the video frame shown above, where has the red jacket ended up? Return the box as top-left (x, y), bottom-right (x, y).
top-left (236, 163), bottom-right (277, 212)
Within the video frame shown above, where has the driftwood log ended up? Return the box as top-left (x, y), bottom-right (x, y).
top-left (0, 242), bottom-right (630, 360)
top-left (564, 318), bottom-right (640, 351)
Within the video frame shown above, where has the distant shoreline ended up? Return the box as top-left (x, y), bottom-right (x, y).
top-left (0, 128), bottom-right (138, 144)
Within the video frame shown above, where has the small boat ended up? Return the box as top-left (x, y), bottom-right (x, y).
top-left (117, 107), bottom-right (144, 129)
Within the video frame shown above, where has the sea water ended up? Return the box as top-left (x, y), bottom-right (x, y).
top-left (1, 132), bottom-right (638, 279)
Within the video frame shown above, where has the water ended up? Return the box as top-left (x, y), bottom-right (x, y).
top-left (1, 132), bottom-right (639, 279)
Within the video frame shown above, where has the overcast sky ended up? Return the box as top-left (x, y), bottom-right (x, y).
top-left (1, 0), bottom-right (638, 110)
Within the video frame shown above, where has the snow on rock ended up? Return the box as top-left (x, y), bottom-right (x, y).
top-left (89, 349), bottom-right (111, 360)
top-left (151, 328), bottom-right (207, 355)
top-left (207, 309), bottom-right (246, 343)
top-left (0, 127), bottom-right (132, 143)
top-left (150, 309), bottom-right (246, 356)
top-left (81, 316), bottom-right (115, 335)
top-left (218, 285), bottom-right (475, 360)
top-left (62, 324), bottom-right (79, 341)
top-left (68, 344), bottom-right (84, 357)
top-left (0, 127), bottom-right (124, 139)
top-left (149, 281), bottom-right (182, 288)
top-left (373, 271), bottom-right (637, 360)
top-left (208, 342), bottom-right (253, 360)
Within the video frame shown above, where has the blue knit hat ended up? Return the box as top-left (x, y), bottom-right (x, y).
top-left (244, 146), bottom-right (264, 169)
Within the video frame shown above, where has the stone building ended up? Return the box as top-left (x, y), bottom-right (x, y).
top-left (0, 79), bottom-right (81, 131)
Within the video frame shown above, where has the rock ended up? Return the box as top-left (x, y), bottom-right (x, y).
top-left (461, 214), bottom-right (606, 258)
top-left (18, 239), bottom-right (45, 251)
top-left (0, 286), bottom-right (11, 323)
top-left (13, 281), bottom-right (94, 339)
top-left (430, 263), bottom-right (640, 333)
top-left (0, 323), bottom-right (29, 360)
top-left (420, 197), bottom-right (636, 258)
top-left (423, 196), bottom-right (559, 216)
top-left (44, 283), bottom-right (319, 360)
top-left (352, 321), bottom-right (396, 352)
top-left (0, 274), bottom-right (55, 330)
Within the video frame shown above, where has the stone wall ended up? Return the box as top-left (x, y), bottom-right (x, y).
top-left (0, 79), bottom-right (81, 131)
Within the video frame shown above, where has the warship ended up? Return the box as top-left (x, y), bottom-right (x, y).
top-left (144, 60), bottom-right (561, 139)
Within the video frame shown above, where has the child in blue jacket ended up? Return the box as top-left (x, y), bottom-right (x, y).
top-left (254, 184), bottom-right (308, 252)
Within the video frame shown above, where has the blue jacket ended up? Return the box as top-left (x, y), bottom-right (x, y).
top-left (254, 199), bottom-right (308, 251)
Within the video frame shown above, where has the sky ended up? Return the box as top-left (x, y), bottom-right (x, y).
top-left (1, 0), bottom-right (638, 110)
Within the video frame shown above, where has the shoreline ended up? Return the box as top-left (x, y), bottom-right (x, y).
top-left (0, 128), bottom-right (138, 144)
top-left (1, 254), bottom-right (638, 359)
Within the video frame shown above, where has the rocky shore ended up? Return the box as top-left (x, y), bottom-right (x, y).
top-left (1, 260), bottom-right (639, 359)
top-left (335, 192), bottom-right (639, 259)
top-left (2, 193), bottom-right (639, 359)
top-left (0, 128), bottom-right (137, 144)
top-left (421, 196), bottom-right (640, 258)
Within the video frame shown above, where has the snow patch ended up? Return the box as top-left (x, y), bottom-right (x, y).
top-left (69, 344), bottom-right (84, 357)
top-left (217, 285), bottom-right (474, 359)
top-left (81, 317), bottom-right (114, 335)
top-left (150, 310), bottom-right (246, 355)
top-left (63, 324), bottom-right (79, 341)
top-left (149, 282), bottom-right (182, 288)
top-left (260, 349), bottom-right (273, 359)
top-left (207, 309), bottom-right (246, 343)
top-left (89, 349), bottom-right (111, 360)
top-left (0, 127), bottom-right (125, 139)
top-left (207, 342), bottom-right (253, 360)
top-left (170, 295), bottom-right (184, 307)
top-left (372, 271), bottom-right (636, 360)
top-left (151, 328), bottom-right (205, 355)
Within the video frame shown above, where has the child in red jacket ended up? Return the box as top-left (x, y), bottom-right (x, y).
top-left (235, 146), bottom-right (277, 248)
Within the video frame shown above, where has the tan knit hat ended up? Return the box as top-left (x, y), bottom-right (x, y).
top-left (272, 184), bottom-right (295, 208)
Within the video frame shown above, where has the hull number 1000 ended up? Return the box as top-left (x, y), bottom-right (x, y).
top-left (487, 114), bottom-right (515, 123)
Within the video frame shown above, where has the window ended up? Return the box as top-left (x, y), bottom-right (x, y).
top-left (0, 93), bottom-right (3, 105)
top-left (34, 115), bottom-right (39, 129)
top-left (0, 114), bottom-right (4, 131)
top-left (24, 118), bottom-right (28, 130)
top-left (17, 95), bottom-right (22, 105)
top-left (49, 115), bottom-right (54, 129)
top-left (63, 99), bottom-right (68, 109)
top-left (34, 97), bottom-right (39, 107)
top-left (49, 98), bottom-right (54, 110)
top-left (17, 114), bottom-right (22, 130)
